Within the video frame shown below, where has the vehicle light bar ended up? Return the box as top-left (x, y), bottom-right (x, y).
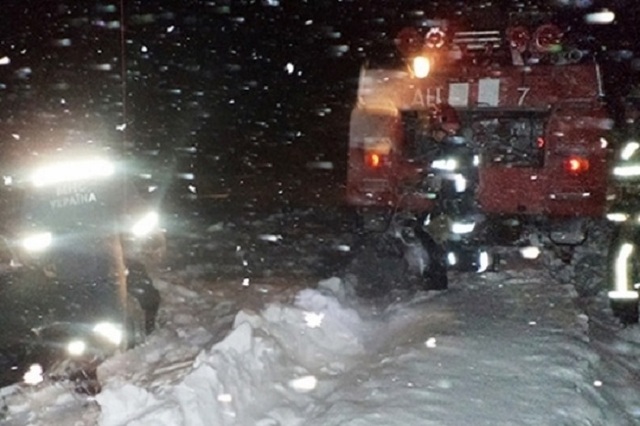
top-left (22, 232), bottom-right (52, 252)
top-left (31, 157), bottom-right (115, 187)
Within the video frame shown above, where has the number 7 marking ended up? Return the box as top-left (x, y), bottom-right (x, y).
top-left (517, 87), bottom-right (530, 106)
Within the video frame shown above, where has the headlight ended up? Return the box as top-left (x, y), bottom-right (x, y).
top-left (30, 157), bottom-right (115, 187)
top-left (67, 340), bottom-right (87, 357)
top-left (93, 322), bottom-right (123, 346)
top-left (22, 232), bottom-right (52, 252)
top-left (131, 211), bottom-right (160, 237)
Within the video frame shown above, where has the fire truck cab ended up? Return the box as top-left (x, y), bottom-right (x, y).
top-left (347, 20), bottom-right (613, 274)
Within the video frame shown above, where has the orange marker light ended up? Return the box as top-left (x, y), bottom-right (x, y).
top-left (365, 152), bottom-right (383, 169)
top-left (563, 155), bottom-right (589, 174)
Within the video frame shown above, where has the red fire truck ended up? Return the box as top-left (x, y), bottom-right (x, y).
top-left (346, 21), bottom-right (614, 282)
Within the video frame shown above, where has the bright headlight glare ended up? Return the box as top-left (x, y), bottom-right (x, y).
top-left (22, 232), bottom-right (52, 252)
top-left (412, 56), bottom-right (431, 79)
top-left (67, 340), bottom-right (87, 357)
top-left (131, 211), bottom-right (159, 237)
top-left (31, 158), bottom-right (115, 187)
top-left (93, 322), bottom-right (123, 346)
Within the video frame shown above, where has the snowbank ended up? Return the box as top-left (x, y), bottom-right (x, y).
top-left (96, 278), bottom-right (369, 425)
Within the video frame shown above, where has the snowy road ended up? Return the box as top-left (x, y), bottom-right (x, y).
top-left (2, 205), bottom-right (640, 425)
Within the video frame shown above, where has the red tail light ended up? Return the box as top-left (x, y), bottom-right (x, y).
top-left (563, 155), bottom-right (589, 175)
top-left (365, 152), bottom-right (386, 169)
top-left (536, 137), bottom-right (545, 148)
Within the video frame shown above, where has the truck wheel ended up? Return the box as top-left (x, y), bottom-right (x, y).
top-left (610, 299), bottom-right (639, 325)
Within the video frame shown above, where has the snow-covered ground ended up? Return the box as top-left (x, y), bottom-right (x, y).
top-left (3, 209), bottom-right (640, 426)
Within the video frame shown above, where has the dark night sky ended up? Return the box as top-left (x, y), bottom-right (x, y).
top-left (0, 0), bottom-right (639, 179)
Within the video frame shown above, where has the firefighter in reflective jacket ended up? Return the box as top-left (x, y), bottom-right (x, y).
top-left (428, 103), bottom-right (479, 219)
top-left (425, 104), bottom-right (490, 273)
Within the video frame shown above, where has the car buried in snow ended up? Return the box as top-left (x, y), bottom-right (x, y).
top-left (0, 139), bottom-right (164, 389)
top-left (346, 17), bottom-right (615, 298)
